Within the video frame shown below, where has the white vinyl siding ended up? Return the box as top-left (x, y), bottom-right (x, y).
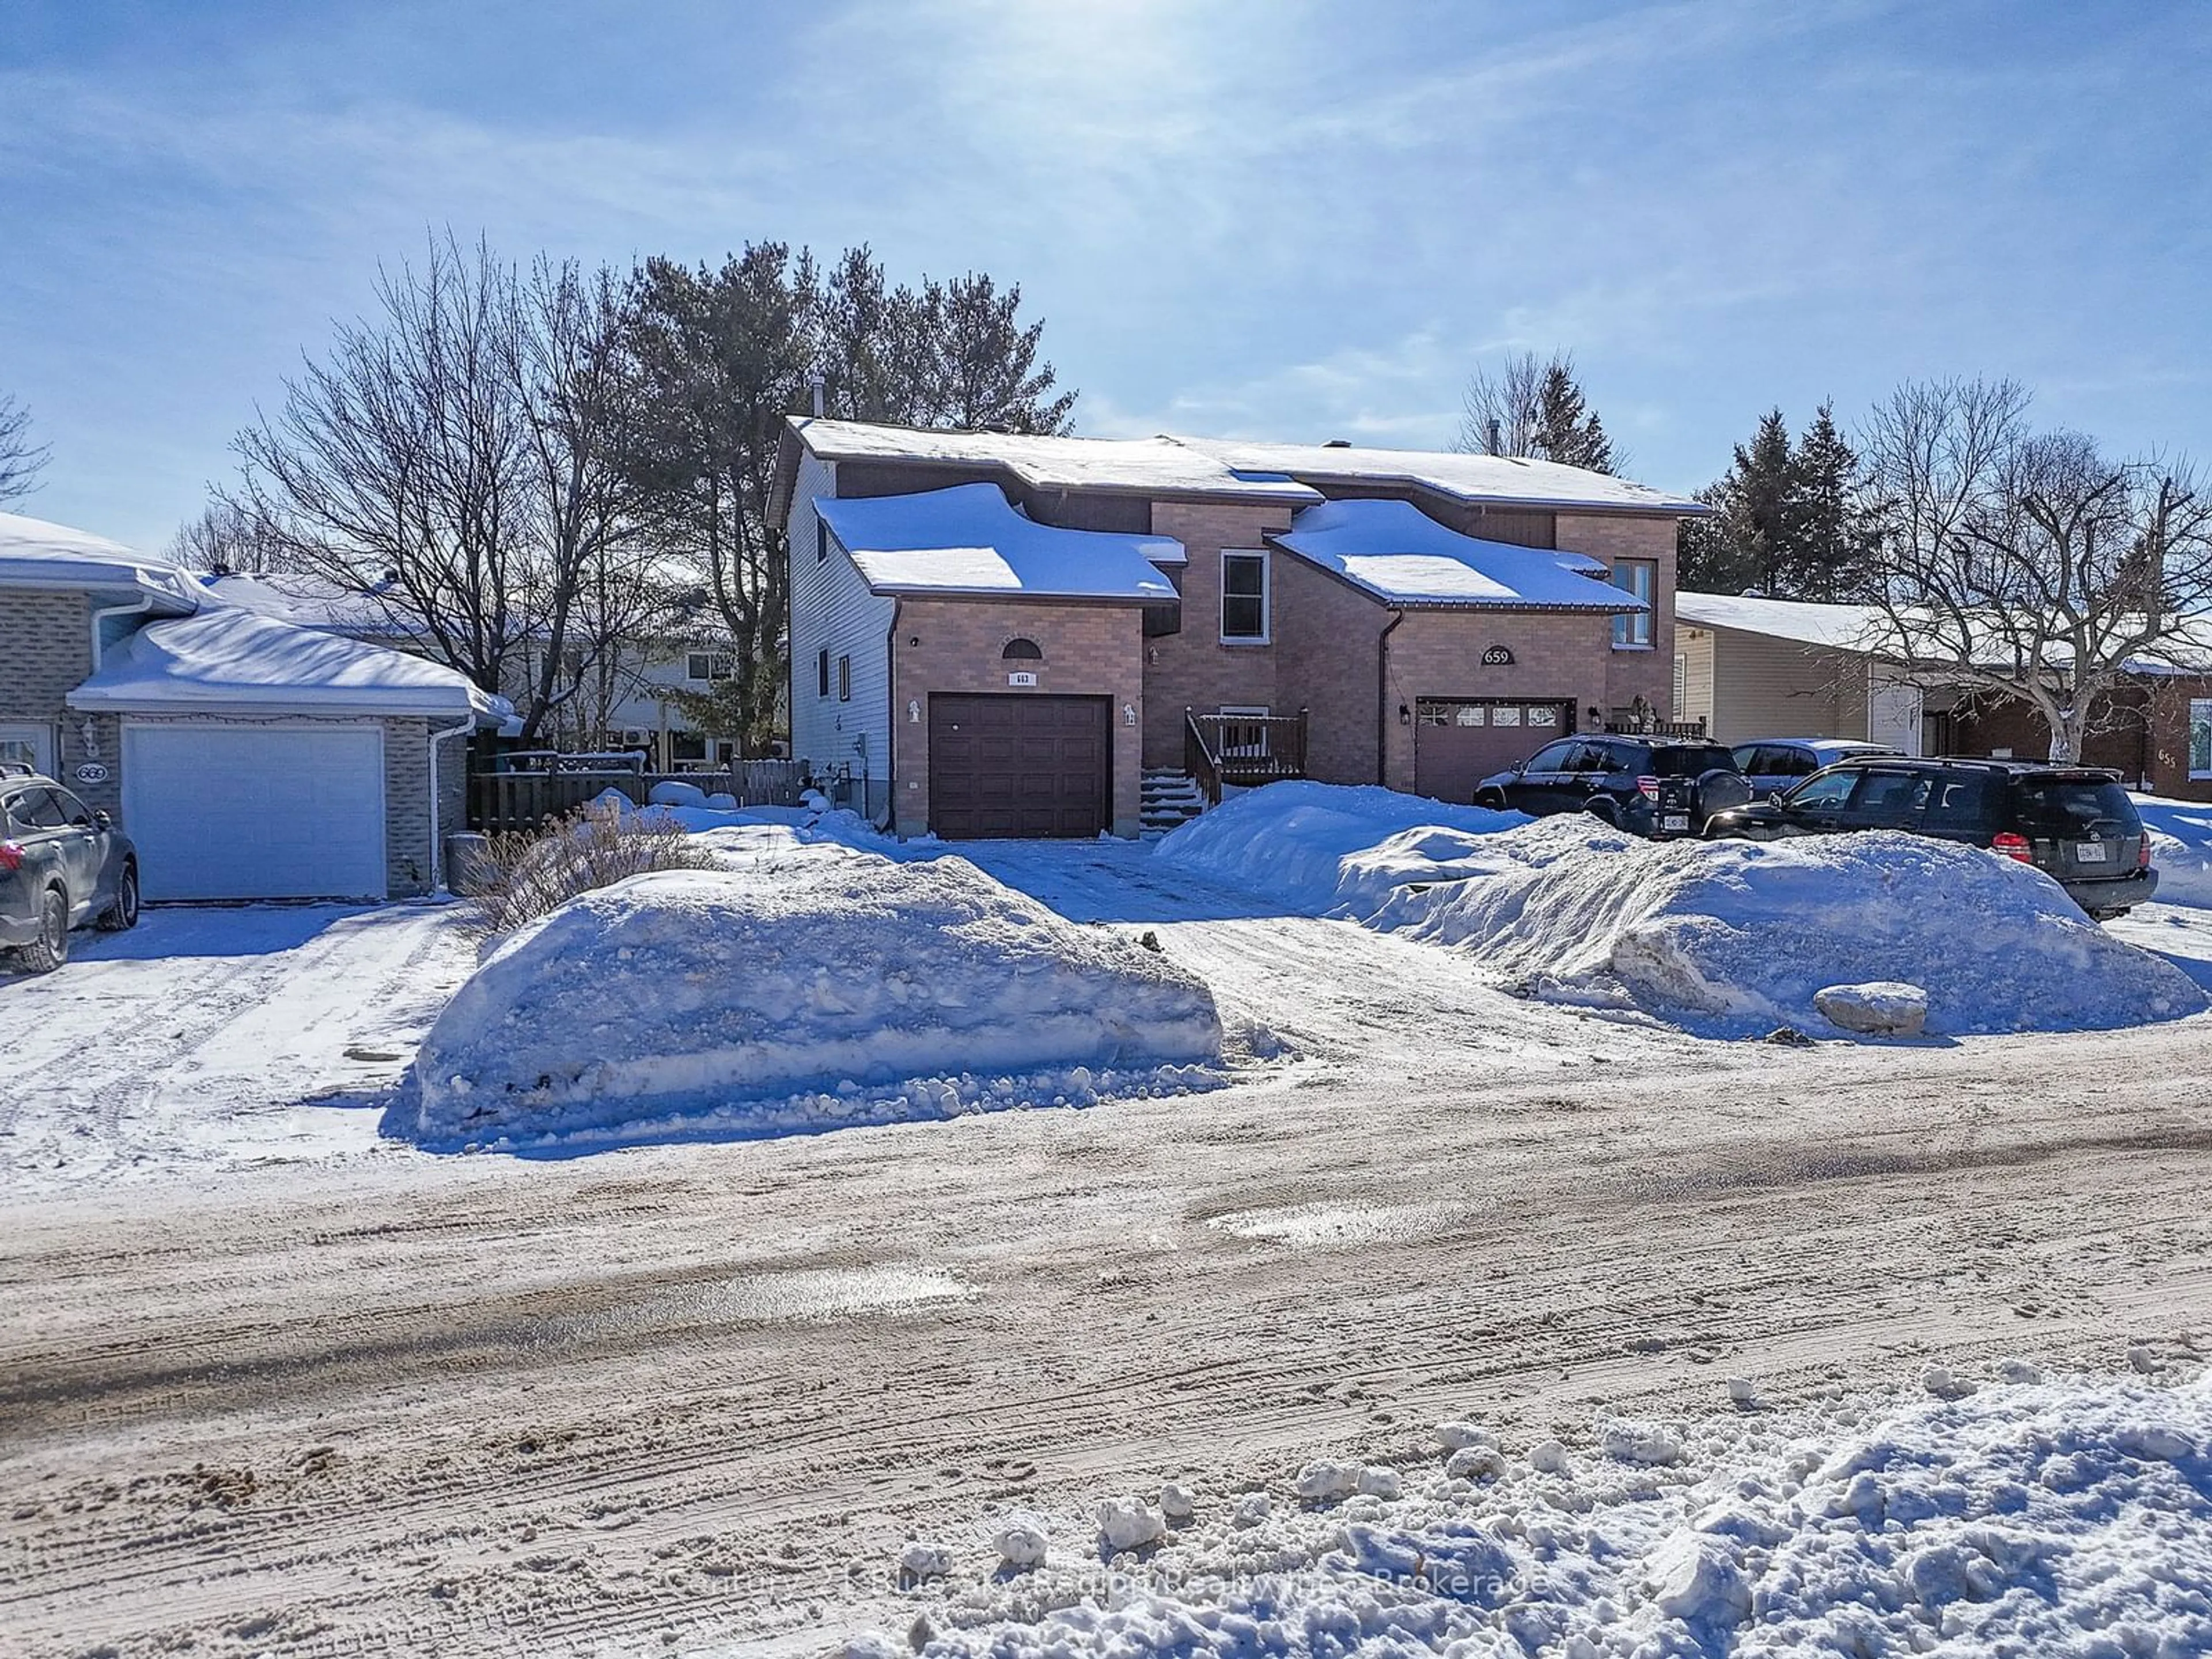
top-left (787, 451), bottom-right (895, 818)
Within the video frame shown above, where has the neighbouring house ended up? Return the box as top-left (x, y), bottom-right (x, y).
top-left (771, 420), bottom-right (1709, 837)
top-left (1676, 589), bottom-right (2212, 798)
top-left (206, 570), bottom-right (747, 767)
top-left (1, 513), bottom-right (507, 901)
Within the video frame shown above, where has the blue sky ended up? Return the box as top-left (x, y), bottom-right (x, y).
top-left (2, 0), bottom-right (2206, 551)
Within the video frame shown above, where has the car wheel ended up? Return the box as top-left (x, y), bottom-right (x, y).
top-left (16, 885), bottom-right (69, 973)
top-left (1475, 789), bottom-right (1508, 811)
top-left (1582, 797), bottom-right (1621, 827)
top-left (97, 862), bottom-right (140, 931)
top-left (2088, 907), bottom-right (2130, 922)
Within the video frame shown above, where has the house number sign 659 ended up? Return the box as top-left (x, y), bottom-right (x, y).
top-left (1481, 645), bottom-right (1514, 666)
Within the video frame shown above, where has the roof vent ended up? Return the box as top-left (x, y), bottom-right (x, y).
top-left (1323, 438), bottom-right (1352, 448)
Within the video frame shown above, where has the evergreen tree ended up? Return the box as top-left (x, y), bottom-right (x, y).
top-left (1789, 399), bottom-right (1871, 601)
top-left (1532, 359), bottom-right (1617, 474)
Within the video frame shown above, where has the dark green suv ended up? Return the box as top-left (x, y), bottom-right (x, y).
top-left (1705, 756), bottom-right (2157, 919)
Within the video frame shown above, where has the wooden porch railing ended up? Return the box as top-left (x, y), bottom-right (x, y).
top-left (1602, 717), bottom-right (1709, 740)
top-left (1184, 708), bottom-right (1309, 804)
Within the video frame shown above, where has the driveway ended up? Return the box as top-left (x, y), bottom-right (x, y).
top-left (0, 902), bottom-right (475, 1190)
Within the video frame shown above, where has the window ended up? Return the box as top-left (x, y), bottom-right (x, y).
top-left (1610, 559), bottom-right (1656, 648)
top-left (52, 788), bottom-right (93, 827)
top-left (687, 652), bottom-right (734, 683)
top-left (1002, 638), bottom-right (1043, 661)
top-left (816, 518), bottom-right (829, 563)
top-left (837, 654), bottom-right (851, 701)
top-left (817, 647), bottom-right (831, 699)
top-left (9, 787), bottom-right (67, 830)
top-left (1220, 551), bottom-right (1270, 643)
top-left (1785, 770), bottom-right (1858, 810)
top-left (1523, 741), bottom-right (1581, 772)
top-left (2192, 699), bottom-right (2212, 778)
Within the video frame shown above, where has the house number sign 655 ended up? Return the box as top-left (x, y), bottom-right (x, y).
top-left (1481, 645), bottom-right (1514, 665)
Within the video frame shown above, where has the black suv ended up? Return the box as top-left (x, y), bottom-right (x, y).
top-left (1705, 756), bottom-right (2156, 919)
top-left (1475, 736), bottom-right (1753, 839)
top-left (1, 764), bottom-right (139, 971)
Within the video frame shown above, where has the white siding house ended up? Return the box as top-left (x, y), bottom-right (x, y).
top-left (787, 450), bottom-right (896, 819)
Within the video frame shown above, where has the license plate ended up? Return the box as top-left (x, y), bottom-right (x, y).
top-left (1662, 815), bottom-right (1690, 832)
top-left (2075, 842), bottom-right (2108, 863)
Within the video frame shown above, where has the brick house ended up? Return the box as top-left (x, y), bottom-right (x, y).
top-left (1677, 589), bottom-right (2212, 799)
top-left (771, 421), bottom-right (1707, 838)
top-left (1, 512), bottom-right (507, 901)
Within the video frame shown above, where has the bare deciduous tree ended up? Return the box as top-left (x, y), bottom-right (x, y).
top-left (0, 390), bottom-right (50, 505)
top-left (1858, 377), bottom-right (2212, 762)
top-left (165, 498), bottom-right (286, 573)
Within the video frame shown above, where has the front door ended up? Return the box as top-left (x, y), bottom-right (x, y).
top-left (0, 722), bottom-right (54, 775)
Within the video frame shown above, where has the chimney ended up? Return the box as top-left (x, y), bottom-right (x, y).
top-left (808, 369), bottom-right (825, 419)
top-left (1485, 417), bottom-right (1502, 454)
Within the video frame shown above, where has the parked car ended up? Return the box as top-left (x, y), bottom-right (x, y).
top-left (1730, 737), bottom-right (1899, 798)
top-left (0, 764), bottom-right (139, 971)
top-left (1705, 755), bottom-right (2157, 919)
top-left (1475, 735), bottom-right (1753, 839)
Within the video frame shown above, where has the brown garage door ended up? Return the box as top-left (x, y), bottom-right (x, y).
top-left (1414, 698), bottom-right (1574, 803)
top-left (929, 694), bottom-right (1111, 839)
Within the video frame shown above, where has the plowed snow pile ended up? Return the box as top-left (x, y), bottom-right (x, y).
top-left (840, 1372), bottom-right (2212, 1659)
top-left (402, 830), bottom-right (1221, 1146)
top-left (1158, 785), bottom-right (2205, 1036)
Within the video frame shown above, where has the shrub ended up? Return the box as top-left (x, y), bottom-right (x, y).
top-left (465, 798), bottom-right (718, 937)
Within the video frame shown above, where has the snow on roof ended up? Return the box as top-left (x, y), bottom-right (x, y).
top-left (67, 605), bottom-right (510, 721)
top-left (1170, 435), bottom-right (1707, 515)
top-left (1675, 592), bottom-right (1888, 650)
top-left (201, 570), bottom-right (422, 637)
top-left (1271, 498), bottom-right (1641, 612)
top-left (793, 419), bottom-right (1324, 503)
top-left (1677, 589), bottom-right (2212, 677)
top-left (0, 512), bottom-right (200, 611)
top-left (815, 483), bottom-right (1185, 601)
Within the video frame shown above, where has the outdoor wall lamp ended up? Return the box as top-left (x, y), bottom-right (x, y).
top-left (1587, 705), bottom-right (1602, 720)
top-left (908, 635), bottom-right (920, 647)
top-left (1398, 703), bottom-right (1411, 726)
top-left (907, 699), bottom-right (921, 723)
top-left (1123, 703), bottom-right (1138, 727)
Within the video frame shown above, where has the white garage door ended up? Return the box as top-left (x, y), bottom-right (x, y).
top-left (124, 724), bottom-right (388, 901)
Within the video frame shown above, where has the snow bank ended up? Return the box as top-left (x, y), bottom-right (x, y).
top-left (1160, 783), bottom-right (2205, 1036)
top-left (1154, 782), bottom-right (1525, 914)
top-left (858, 1372), bottom-right (2212, 1658)
top-left (400, 831), bottom-right (1221, 1145)
top-left (2134, 793), bottom-right (2212, 908)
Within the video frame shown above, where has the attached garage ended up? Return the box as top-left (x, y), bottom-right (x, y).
top-left (928, 694), bottom-right (1111, 839)
top-left (124, 724), bottom-right (388, 900)
top-left (1414, 698), bottom-right (1575, 804)
top-left (67, 605), bottom-right (507, 901)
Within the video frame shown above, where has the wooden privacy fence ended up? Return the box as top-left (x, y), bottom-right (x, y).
top-left (468, 760), bottom-right (808, 834)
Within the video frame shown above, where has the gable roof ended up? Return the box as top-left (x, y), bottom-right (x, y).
top-left (0, 512), bottom-right (200, 611)
top-left (1270, 498), bottom-right (1642, 612)
top-left (815, 483), bottom-right (1184, 602)
top-left (200, 570), bottom-right (424, 638)
top-left (67, 605), bottom-right (510, 720)
top-left (1675, 592), bottom-right (1887, 650)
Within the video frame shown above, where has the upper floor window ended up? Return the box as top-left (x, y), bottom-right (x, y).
top-left (1002, 637), bottom-right (1044, 661)
top-left (1610, 559), bottom-right (1656, 648)
top-left (816, 518), bottom-right (829, 563)
top-left (1221, 551), bottom-right (1270, 644)
top-left (838, 654), bottom-right (852, 701)
top-left (687, 651), bottom-right (734, 683)
top-left (817, 647), bottom-right (831, 698)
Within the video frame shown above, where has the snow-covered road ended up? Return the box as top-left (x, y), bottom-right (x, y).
top-left (6, 847), bottom-right (2212, 1656)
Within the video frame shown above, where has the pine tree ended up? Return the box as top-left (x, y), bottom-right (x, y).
top-left (1455, 350), bottom-right (1620, 474)
top-left (1787, 400), bottom-right (1869, 601)
top-left (1532, 360), bottom-right (1617, 474)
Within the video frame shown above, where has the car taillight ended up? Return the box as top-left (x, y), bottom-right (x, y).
top-left (0, 840), bottom-right (21, 873)
top-left (2139, 836), bottom-right (2153, 870)
top-left (1990, 831), bottom-right (2034, 863)
top-left (1637, 775), bottom-right (1661, 802)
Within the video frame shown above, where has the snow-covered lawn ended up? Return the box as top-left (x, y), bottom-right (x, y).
top-left (0, 900), bottom-right (473, 1191)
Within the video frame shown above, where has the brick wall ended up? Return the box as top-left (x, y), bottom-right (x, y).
top-left (1142, 501), bottom-right (1298, 767)
top-left (1270, 554), bottom-right (1391, 784)
top-left (889, 598), bottom-right (1144, 837)
top-left (0, 588), bottom-right (94, 746)
top-left (1556, 513), bottom-right (1677, 717)
top-left (1949, 689), bottom-right (2154, 784)
top-left (1381, 609), bottom-right (1615, 791)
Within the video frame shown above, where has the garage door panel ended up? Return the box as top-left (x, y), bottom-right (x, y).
top-left (124, 725), bottom-right (388, 901)
top-left (1415, 700), bottom-right (1575, 804)
top-left (929, 694), bottom-right (1112, 840)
